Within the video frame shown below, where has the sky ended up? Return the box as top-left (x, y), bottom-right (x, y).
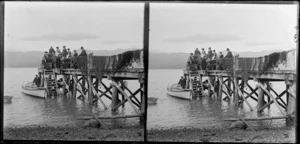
top-left (5, 2), bottom-right (144, 52)
top-left (150, 3), bottom-right (298, 53)
top-left (4, 2), bottom-right (298, 53)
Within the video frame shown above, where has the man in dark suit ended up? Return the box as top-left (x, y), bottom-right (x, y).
top-left (79, 46), bottom-right (87, 56)
top-left (225, 48), bottom-right (233, 58)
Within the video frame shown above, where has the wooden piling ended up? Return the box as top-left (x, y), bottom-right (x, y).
top-left (286, 81), bottom-right (295, 124)
top-left (266, 82), bottom-right (271, 108)
top-left (54, 73), bottom-right (58, 95)
top-left (218, 76), bottom-right (223, 101)
top-left (87, 76), bottom-right (93, 104)
top-left (39, 72), bottom-right (42, 87)
top-left (233, 77), bottom-right (239, 105)
top-left (121, 81), bottom-right (125, 108)
top-left (286, 85), bottom-right (290, 106)
top-left (111, 79), bottom-right (119, 112)
top-left (240, 80), bottom-right (244, 95)
top-left (87, 54), bottom-right (93, 104)
top-left (72, 74), bottom-right (77, 98)
top-left (200, 74), bottom-right (204, 96)
top-left (140, 81), bottom-right (145, 115)
top-left (62, 75), bottom-right (66, 95)
top-left (82, 76), bottom-right (86, 95)
top-left (228, 77), bottom-right (231, 96)
top-left (208, 76), bottom-right (212, 97)
top-left (257, 80), bottom-right (265, 112)
top-left (185, 74), bottom-right (189, 89)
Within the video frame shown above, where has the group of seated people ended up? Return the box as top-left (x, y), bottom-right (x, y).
top-left (42, 46), bottom-right (87, 69)
top-left (187, 47), bottom-right (233, 71)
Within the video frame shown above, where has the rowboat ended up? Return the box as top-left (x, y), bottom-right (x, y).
top-left (4, 96), bottom-right (13, 103)
top-left (148, 97), bottom-right (158, 105)
top-left (22, 82), bottom-right (47, 98)
top-left (167, 83), bottom-right (191, 100)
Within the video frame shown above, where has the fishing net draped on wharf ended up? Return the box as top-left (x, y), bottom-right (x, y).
top-left (38, 49), bottom-right (145, 125)
top-left (183, 49), bottom-right (296, 125)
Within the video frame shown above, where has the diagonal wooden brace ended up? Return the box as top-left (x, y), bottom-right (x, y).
top-left (120, 81), bottom-right (141, 104)
top-left (111, 81), bottom-right (141, 115)
top-left (91, 86), bottom-right (107, 109)
top-left (112, 88), bottom-right (141, 111)
top-left (222, 86), bottom-right (231, 101)
top-left (237, 86), bottom-right (253, 111)
top-left (266, 83), bottom-right (287, 106)
top-left (257, 90), bottom-right (287, 113)
top-left (99, 86), bottom-right (112, 99)
top-left (257, 83), bottom-right (286, 116)
top-left (246, 82), bottom-right (259, 97)
top-left (208, 79), bottom-right (217, 98)
top-left (243, 91), bottom-right (258, 101)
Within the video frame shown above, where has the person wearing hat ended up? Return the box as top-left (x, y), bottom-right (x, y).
top-left (42, 51), bottom-right (48, 63)
top-left (194, 48), bottom-right (201, 58)
top-left (62, 46), bottom-right (68, 58)
top-left (219, 51), bottom-right (224, 59)
top-left (73, 50), bottom-right (78, 57)
top-left (196, 53), bottom-right (203, 70)
top-left (212, 50), bottom-right (217, 60)
top-left (79, 46), bottom-right (87, 56)
top-left (207, 47), bottom-right (213, 61)
top-left (67, 48), bottom-right (72, 58)
top-left (49, 46), bottom-right (55, 55)
top-left (72, 50), bottom-right (78, 69)
top-left (178, 76), bottom-right (186, 89)
top-left (225, 48), bottom-right (233, 58)
top-left (32, 74), bottom-right (41, 87)
top-left (187, 53), bottom-right (194, 65)
top-left (201, 48), bottom-right (207, 59)
top-left (56, 47), bottom-right (61, 56)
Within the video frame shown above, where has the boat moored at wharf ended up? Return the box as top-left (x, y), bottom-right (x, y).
top-left (22, 82), bottom-right (47, 98)
top-left (167, 83), bottom-right (192, 100)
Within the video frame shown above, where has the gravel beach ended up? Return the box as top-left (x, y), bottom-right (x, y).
top-left (3, 121), bottom-right (144, 141)
top-left (147, 124), bottom-right (296, 142)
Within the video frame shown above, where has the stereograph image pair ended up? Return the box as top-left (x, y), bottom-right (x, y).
top-left (2, 1), bottom-right (297, 143)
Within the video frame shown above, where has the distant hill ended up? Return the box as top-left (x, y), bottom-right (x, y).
top-left (4, 48), bottom-right (140, 68)
top-left (4, 48), bottom-right (286, 68)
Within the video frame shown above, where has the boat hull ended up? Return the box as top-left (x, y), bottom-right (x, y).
top-left (22, 82), bottom-right (47, 98)
top-left (167, 83), bottom-right (191, 100)
top-left (4, 96), bottom-right (13, 103)
top-left (148, 97), bottom-right (158, 105)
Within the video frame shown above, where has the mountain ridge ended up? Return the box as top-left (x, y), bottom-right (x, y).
top-left (4, 48), bottom-right (287, 68)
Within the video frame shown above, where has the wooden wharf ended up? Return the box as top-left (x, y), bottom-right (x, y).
top-left (184, 49), bottom-right (296, 124)
top-left (38, 49), bottom-right (145, 121)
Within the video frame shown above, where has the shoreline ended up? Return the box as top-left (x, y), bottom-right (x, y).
top-left (147, 125), bottom-right (295, 142)
top-left (4, 124), bottom-right (144, 141)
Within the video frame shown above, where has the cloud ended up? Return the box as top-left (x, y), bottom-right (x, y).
top-left (101, 40), bottom-right (131, 44)
top-left (246, 41), bottom-right (273, 46)
top-left (21, 33), bottom-right (99, 41)
top-left (164, 33), bottom-right (244, 43)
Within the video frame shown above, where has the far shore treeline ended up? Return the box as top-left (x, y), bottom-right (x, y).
top-left (5, 49), bottom-right (284, 69)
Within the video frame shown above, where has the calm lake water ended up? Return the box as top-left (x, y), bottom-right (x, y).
top-left (4, 68), bottom-right (142, 128)
top-left (147, 69), bottom-right (288, 130)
